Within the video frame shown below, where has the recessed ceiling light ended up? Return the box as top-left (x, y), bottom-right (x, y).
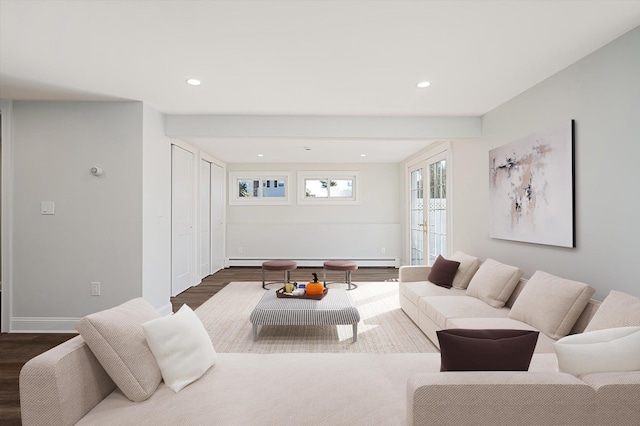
top-left (186, 78), bottom-right (201, 86)
top-left (257, 154), bottom-right (264, 157)
top-left (304, 147), bottom-right (311, 151)
top-left (416, 81), bottom-right (431, 88)
top-left (360, 154), bottom-right (367, 157)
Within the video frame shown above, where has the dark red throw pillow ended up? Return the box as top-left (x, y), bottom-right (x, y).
top-left (428, 255), bottom-right (461, 288)
top-left (437, 329), bottom-right (539, 372)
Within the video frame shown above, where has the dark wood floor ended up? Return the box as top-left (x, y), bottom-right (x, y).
top-left (0, 266), bottom-right (397, 425)
top-left (171, 266), bottom-right (398, 311)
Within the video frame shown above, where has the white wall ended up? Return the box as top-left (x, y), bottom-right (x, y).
top-left (142, 104), bottom-right (172, 314)
top-left (10, 101), bottom-right (144, 331)
top-left (226, 162), bottom-right (400, 265)
top-left (452, 26), bottom-right (640, 299)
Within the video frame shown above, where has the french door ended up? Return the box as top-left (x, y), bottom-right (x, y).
top-left (408, 151), bottom-right (449, 265)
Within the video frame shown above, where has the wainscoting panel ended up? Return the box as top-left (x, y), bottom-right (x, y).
top-left (227, 223), bottom-right (401, 267)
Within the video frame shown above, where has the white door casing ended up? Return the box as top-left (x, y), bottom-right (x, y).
top-left (210, 163), bottom-right (225, 273)
top-left (199, 159), bottom-right (211, 279)
top-left (171, 145), bottom-right (195, 296)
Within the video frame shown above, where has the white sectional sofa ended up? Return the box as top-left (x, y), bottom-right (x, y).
top-left (399, 260), bottom-right (600, 353)
top-left (20, 254), bottom-right (640, 425)
top-left (398, 252), bottom-right (640, 425)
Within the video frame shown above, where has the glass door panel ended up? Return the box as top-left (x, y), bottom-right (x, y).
top-left (427, 158), bottom-right (447, 265)
top-left (408, 151), bottom-right (448, 266)
top-left (409, 167), bottom-right (424, 265)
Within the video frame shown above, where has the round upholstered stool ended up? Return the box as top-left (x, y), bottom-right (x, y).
top-left (262, 260), bottom-right (297, 290)
top-left (323, 260), bottom-right (358, 291)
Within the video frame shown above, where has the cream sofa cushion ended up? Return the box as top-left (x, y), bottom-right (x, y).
top-left (554, 326), bottom-right (640, 376)
top-left (419, 296), bottom-right (510, 329)
top-left (509, 271), bottom-right (595, 340)
top-left (401, 281), bottom-right (466, 305)
top-left (465, 259), bottom-right (523, 308)
top-left (143, 304), bottom-right (217, 393)
top-left (75, 298), bottom-right (162, 402)
top-left (584, 290), bottom-right (640, 332)
top-left (449, 251), bottom-right (481, 290)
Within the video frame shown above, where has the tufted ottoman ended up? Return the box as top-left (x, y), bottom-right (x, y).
top-left (250, 288), bottom-right (360, 342)
top-left (262, 260), bottom-right (297, 290)
top-left (323, 260), bottom-right (358, 291)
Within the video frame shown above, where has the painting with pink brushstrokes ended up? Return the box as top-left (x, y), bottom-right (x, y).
top-left (489, 120), bottom-right (575, 248)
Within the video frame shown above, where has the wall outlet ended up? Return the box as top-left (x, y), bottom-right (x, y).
top-left (90, 282), bottom-right (101, 296)
top-left (381, 247), bottom-right (386, 254)
top-left (238, 246), bottom-right (243, 254)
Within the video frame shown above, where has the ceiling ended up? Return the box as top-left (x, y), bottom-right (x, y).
top-left (2, 0), bottom-right (639, 162)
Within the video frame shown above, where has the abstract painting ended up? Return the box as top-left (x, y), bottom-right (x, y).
top-left (489, 120), bottom-right (575, 248)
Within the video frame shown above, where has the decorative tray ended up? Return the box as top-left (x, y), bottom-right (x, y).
top-left (276, 287), bottom-right (328, 300)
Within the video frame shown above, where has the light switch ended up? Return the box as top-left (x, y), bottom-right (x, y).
top-left (41, 201), bottom-right (55, 215)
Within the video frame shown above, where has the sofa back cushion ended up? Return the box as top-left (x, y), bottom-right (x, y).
top-left (449, 251), bottom-right (481, 290)
top-left (509, 271), bottom-right (595, 340)
top-left (76, 298), bottom-right (163, 402)
top-left (437, 329), bottom-right (538, 371)
top-left (584, 290), bottom-right (640, 332)
top-left (570, 299), bottom-right (601, 334)
top-left (465, 259), bottom-right (523, 308)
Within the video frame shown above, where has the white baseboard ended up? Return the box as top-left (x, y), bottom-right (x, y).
top-left (10, 301), bottom-right (175, 333)
top-left (227, 259), bottom-right (400, 268)
top-left (157, 302), bottom-right (174, 316)
top-left (11, 317), bottom-right (81, 333)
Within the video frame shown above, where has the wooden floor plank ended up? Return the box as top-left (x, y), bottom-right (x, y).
top-left (0, 266), bottom-right (398, 425)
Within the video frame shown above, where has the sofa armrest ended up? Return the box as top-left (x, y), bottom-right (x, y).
top-left (407, 372), bottom-right (595, 426)
top-left (20, 335), bottom-right (116, 426)
top-left (580, 371), bottom-right (640, 425)
top-left (399, 265), bottom-right (431, 283)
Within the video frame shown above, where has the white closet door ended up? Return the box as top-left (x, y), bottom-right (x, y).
top-left (210, 163), bottom-right (225, 273)
top-left (171, 145), bottom-right (195, 296)
top-left (199, 159), bottom-right (211, 279)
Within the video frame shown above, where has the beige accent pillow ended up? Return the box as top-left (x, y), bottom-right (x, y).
top-left (584, 290), bottom-right (640, 332)
top-left (76, 298), bottom-right (162, 402)
top-left (465, 259), bottom-right (523, 308)
top-left (449, 251), bottom-right (482, 290)
top-left (509, 271), bottom-right (595, 340)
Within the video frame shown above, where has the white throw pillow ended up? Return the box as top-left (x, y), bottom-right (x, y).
top-left (449, 251), bottom-right (482, 290)
top-left (142, 304), bottom-right (218, 393)
top-left (465, 258), bottom-right (523, 308)
top-left (554, 326), bottom-right (640, 376)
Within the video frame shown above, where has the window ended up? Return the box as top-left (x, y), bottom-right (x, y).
top-left (229, 172), bottom-right (291, 205)
top-left (298, 171), bottom-right (359, 205)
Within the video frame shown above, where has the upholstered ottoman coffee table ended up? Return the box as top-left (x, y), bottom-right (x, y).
top-left (250, 289), bottom-right (361, 342)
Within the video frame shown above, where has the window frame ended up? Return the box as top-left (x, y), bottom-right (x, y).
top-left (228, 171), bottom-right (292, 205)
top-left (297, 171), bottom-right (359, 205)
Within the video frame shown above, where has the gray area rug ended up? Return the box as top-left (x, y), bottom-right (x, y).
top-left (195, 281), bottom-right (438, 353)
